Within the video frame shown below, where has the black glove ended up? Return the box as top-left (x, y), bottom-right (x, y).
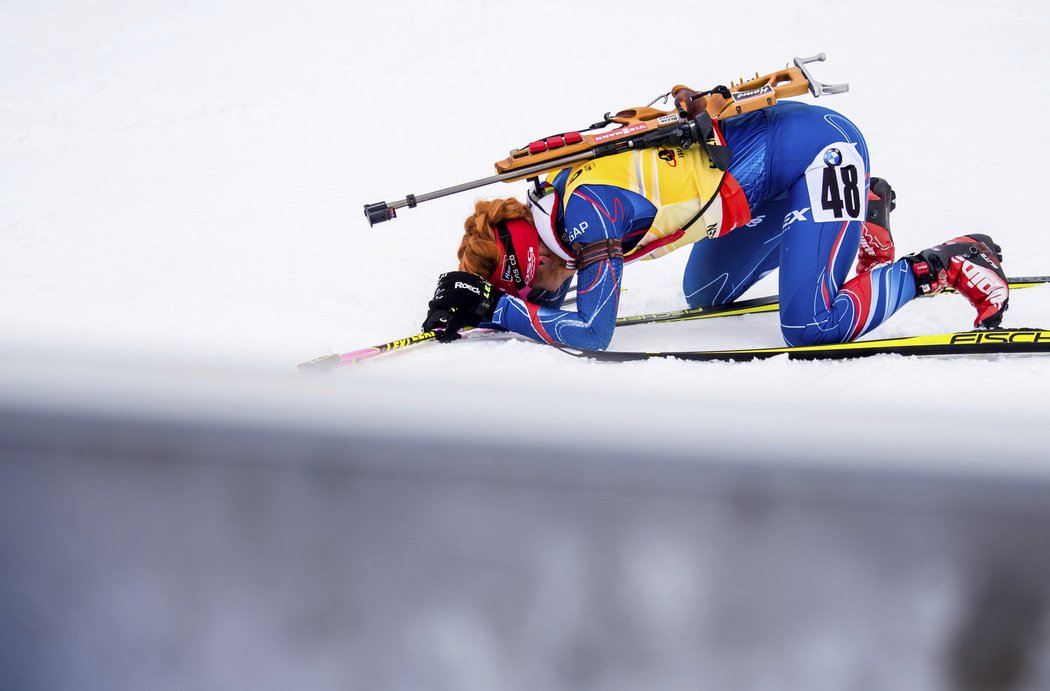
top-left (422, 271), bottom-right (500, 342)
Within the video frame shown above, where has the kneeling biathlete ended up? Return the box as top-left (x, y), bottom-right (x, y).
top-left (423, 93), bottom-right (1010, 350)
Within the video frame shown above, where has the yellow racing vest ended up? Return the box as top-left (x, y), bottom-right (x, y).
top-left (546, 133), bottom-right (742, 261)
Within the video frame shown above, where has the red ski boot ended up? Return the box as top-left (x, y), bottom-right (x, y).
top-left (856, 177), bottom-right (896, 274)
top-left (905, 234), bottom-right (1009, 328)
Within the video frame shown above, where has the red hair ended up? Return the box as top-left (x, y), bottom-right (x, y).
top-left (457, 197), bottom-right (533, 277)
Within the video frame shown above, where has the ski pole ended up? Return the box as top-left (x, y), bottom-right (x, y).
top-left (297, 327), bottom-right (500, 372)
top-left (299, 331), bottom-right (441, 372)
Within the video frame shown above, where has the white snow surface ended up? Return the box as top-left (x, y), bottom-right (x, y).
top-left (2, 0), bottom-right (1049, 468)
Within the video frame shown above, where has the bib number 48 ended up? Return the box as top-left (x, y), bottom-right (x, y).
top-left (821, 165), bottom-right (861, 219)
top-left (806, 143), bottom-right (865, 223)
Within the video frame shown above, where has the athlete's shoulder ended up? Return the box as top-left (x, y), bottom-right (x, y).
top-left (765, 99), bottom-right (847, 123)
top-left (561, 182), bottom-right (635, 243)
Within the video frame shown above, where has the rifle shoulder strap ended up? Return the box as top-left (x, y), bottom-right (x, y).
top-left (572, 238), bottom-right (624, 272)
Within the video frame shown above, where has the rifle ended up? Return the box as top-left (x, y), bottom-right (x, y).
top-left (363, 53), bottom-right (848, 226)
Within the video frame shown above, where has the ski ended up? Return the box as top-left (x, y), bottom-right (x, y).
top-left (299, 276), bottom-right (1048, 371)
top-left (613, 275), bottom-right (1050, 328)
top-left (560, 328), bottom-right (1050, 363)
top-left (615, 295), bottom-right (777, 325)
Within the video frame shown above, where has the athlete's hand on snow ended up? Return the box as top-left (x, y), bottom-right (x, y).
top-left (422, 271), bottom-right (500, 342)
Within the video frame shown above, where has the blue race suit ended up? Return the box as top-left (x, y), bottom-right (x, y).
top-left (488, 101), bottom-right (917, 349)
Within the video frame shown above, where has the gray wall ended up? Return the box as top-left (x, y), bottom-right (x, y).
top-left (1, 364), bottom-right (1049, 691)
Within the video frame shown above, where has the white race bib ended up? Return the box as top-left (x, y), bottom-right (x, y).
top-left (805, 143), bottom-right (866, 223)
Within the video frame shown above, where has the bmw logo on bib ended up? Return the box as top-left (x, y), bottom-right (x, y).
top-left (823, 148), bottom-right (842, 166)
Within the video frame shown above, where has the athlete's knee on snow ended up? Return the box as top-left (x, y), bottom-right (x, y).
top-left (684, 282), bottom-right (716, 309)
top-left (780, 323), bottom-right (840, 348)
top-left (778, 296), bottom-right (857, 347)
top-left (682, 246), bottom-right (775, 309)
top-left (683, 277), bottom-right (742, 310)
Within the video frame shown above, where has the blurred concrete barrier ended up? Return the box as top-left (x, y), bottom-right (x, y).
top-left (1, 359), bottom-right (1049, 691)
